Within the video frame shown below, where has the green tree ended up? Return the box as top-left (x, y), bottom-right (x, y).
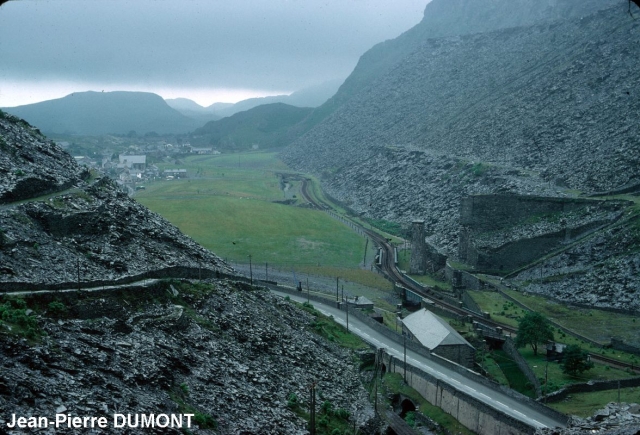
top-left (561, 345), bottom-right (594, 376)
top-left (514, 311), bottom-right (554, 356)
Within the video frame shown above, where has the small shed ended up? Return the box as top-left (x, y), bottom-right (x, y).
top-left (345, 296), bottom-right (374, 309)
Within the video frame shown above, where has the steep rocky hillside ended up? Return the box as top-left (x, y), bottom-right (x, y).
top-left (0, 111), bottom-right (229, 289)
top-left (282, 2), bottom-right (640, 311)
top-left (312, 0), bottom-right (618, 118)
top-left (0, 281), bottom-right (374, 434)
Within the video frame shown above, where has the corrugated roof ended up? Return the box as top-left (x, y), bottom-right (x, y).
top-left (402, 308), bottom-right (472, 350)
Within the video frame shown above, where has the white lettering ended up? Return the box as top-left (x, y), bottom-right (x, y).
top-left (171, 414), bottom-right (182, 428)
top-left (156, 414), bottom-right (169, 428)
top-left (184, 414), bottom-right (194, 428)
top-left (55, 414), bottom-right (67, 428)
top-left (113, 414), bottom-right (126, 428)
top-left (17, 417), bottom-right (27, 428)
top-left (37, 417), bottom-right (48, 428)
top-left (97, 416), bottom-right (108, 428)
top-left (140, 414), bottom-right (154, 428)
top-left (127, 414), bottom-right (139, 428)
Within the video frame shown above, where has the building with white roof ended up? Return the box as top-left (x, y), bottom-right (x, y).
top-left (402, 308), bottom-right (475, 368)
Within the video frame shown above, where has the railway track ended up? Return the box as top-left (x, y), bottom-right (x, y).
top-left (300, 178), bottom-right (640, 374)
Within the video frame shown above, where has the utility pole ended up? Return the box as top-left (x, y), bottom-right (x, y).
top-left (341, 285), bottom-right (344, 305)
top-left (309, 382), bottom-right (316, 435)
top-left (265, 262), bottom-right (268, 282)
top-left (362, 238), bottom-right (369, 266)
top-left (336, 277), bottom-right (339, 302)
top-left (403, 333), bottom-right (407, 383)
top-left (346, 299), bottom-right (349, 332)
top-left (307, 277), bottom-right (310, 304)
top-left (248, 255), bottom-right (253, 285)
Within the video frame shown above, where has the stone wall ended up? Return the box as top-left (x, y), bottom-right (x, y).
top-left (459, 195), bottom-right (598, 233)
top-left (502, 337), bottom-right (542, 398)
top-left (383, 353), bottom-right (551, 435)
top-left (458, 194), bottom-right (621, 272)
top-left (543, 376), bottom-right (640, 403)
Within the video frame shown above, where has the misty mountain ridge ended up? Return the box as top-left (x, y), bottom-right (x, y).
top-left (166, 79), bottom-right (342, 120)
top-left (2, 91), bottom-right (203, 136)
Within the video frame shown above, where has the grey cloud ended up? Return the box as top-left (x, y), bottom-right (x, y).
top-left (0, 0), bottom-right (428, 93)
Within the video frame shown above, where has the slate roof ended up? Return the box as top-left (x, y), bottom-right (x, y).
top-left (402, 308), bottom-right (472, 350)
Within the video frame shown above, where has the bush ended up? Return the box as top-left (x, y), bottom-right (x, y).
top-left (47, 301), bottom-right (67, 316)
top-left (320, 400), bottom-right (334, 415)
top-left (193, 412), bottom-right (217, 429)
top-left (334, 408), bottom-right (350, 420)
top-left (287, 393), bottom-right (299, 409)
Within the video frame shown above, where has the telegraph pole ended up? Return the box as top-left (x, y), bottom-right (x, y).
top-left (403, 333), bottom-right (407, 383)
top-left (362, 238), bottom-right (369, 266)
top-left (265, 262), bottom-right (268, 282)
top-left (248, 255), bottom-right (253, 285)
top-left (309, 382), bottom-right (317, 435)
top-left (336, 277), bottom-right (339, 302)
top-left (307, 277), bottom-right (310, 304)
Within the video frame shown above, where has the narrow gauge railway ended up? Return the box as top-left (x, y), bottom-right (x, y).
top-left (300, 178), bottom-right (640, 374)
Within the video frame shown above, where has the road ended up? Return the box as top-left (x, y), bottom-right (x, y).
top-left (272, 289), bottom-right (567, 431)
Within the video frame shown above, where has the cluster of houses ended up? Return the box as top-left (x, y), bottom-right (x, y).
top-left (64, 140), bottom-right (222, 194)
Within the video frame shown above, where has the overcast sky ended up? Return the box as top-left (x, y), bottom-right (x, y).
top-left (0, 0), bottom-right (429, 107)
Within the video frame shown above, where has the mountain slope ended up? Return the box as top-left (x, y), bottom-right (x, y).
top-left (3, 91), bottom-right (202, 135)
top-left (192, 103), bottom-right (313, 151)
top-left (281, 2), bottom-right (640, 311)
top-left (293, 0), bottom-right (619, 135)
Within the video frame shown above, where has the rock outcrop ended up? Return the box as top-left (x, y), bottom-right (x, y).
top-left (0, 110), bottom-right (230, 289)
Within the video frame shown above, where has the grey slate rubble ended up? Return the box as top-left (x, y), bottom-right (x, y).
top-left (0, 111), bottom-right (230, 287)
top-left (0, 281), bottom-right (375, 434)
top-left (536, 403), bottom-right (640, 435)
top-left (281, 2), bottom-right (640, 312)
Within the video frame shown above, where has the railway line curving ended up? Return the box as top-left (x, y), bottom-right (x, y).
top-left (300, 177), bottom-right (640, 375)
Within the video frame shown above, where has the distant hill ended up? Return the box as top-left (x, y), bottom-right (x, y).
top-left (165, 98), bottom-right (222, 125)
top-left (191, 103), bottom-right (313, 151)
top-left (3, 91), bottom-right (202, 135)
top-left (191, 79), bottom-right (343, 119)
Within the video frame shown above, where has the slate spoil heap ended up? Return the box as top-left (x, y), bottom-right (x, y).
top-left (0, 110), bottom-right (230, 288)
top-left (0, 281), bottom-right (374, 434)
top-left (536, 403), bottom-right (640, 435)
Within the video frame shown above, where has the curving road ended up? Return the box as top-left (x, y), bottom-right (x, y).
top-left (273, 289), bottom-right (567, 431)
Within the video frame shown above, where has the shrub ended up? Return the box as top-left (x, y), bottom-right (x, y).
top-left (193, 412), bottom-right (217, 429)
top-left (47, 301), bottom-right (67, 316)
top-left (321, 400), bottom-right (334, 415)
top-left (287, 393), bottom-right (299, 409)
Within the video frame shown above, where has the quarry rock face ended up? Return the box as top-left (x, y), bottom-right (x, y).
top-left (0, 111), bottom-right (230, 289)
top-left (282, 2), bottom-right (640, 312)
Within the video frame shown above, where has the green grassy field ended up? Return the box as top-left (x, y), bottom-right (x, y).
top-left (468, 290), bottom-right (640, 366)
top-left (138, 152), bottom-right (382, 277)
top-left (548, 387), bottom-right (640, 417)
